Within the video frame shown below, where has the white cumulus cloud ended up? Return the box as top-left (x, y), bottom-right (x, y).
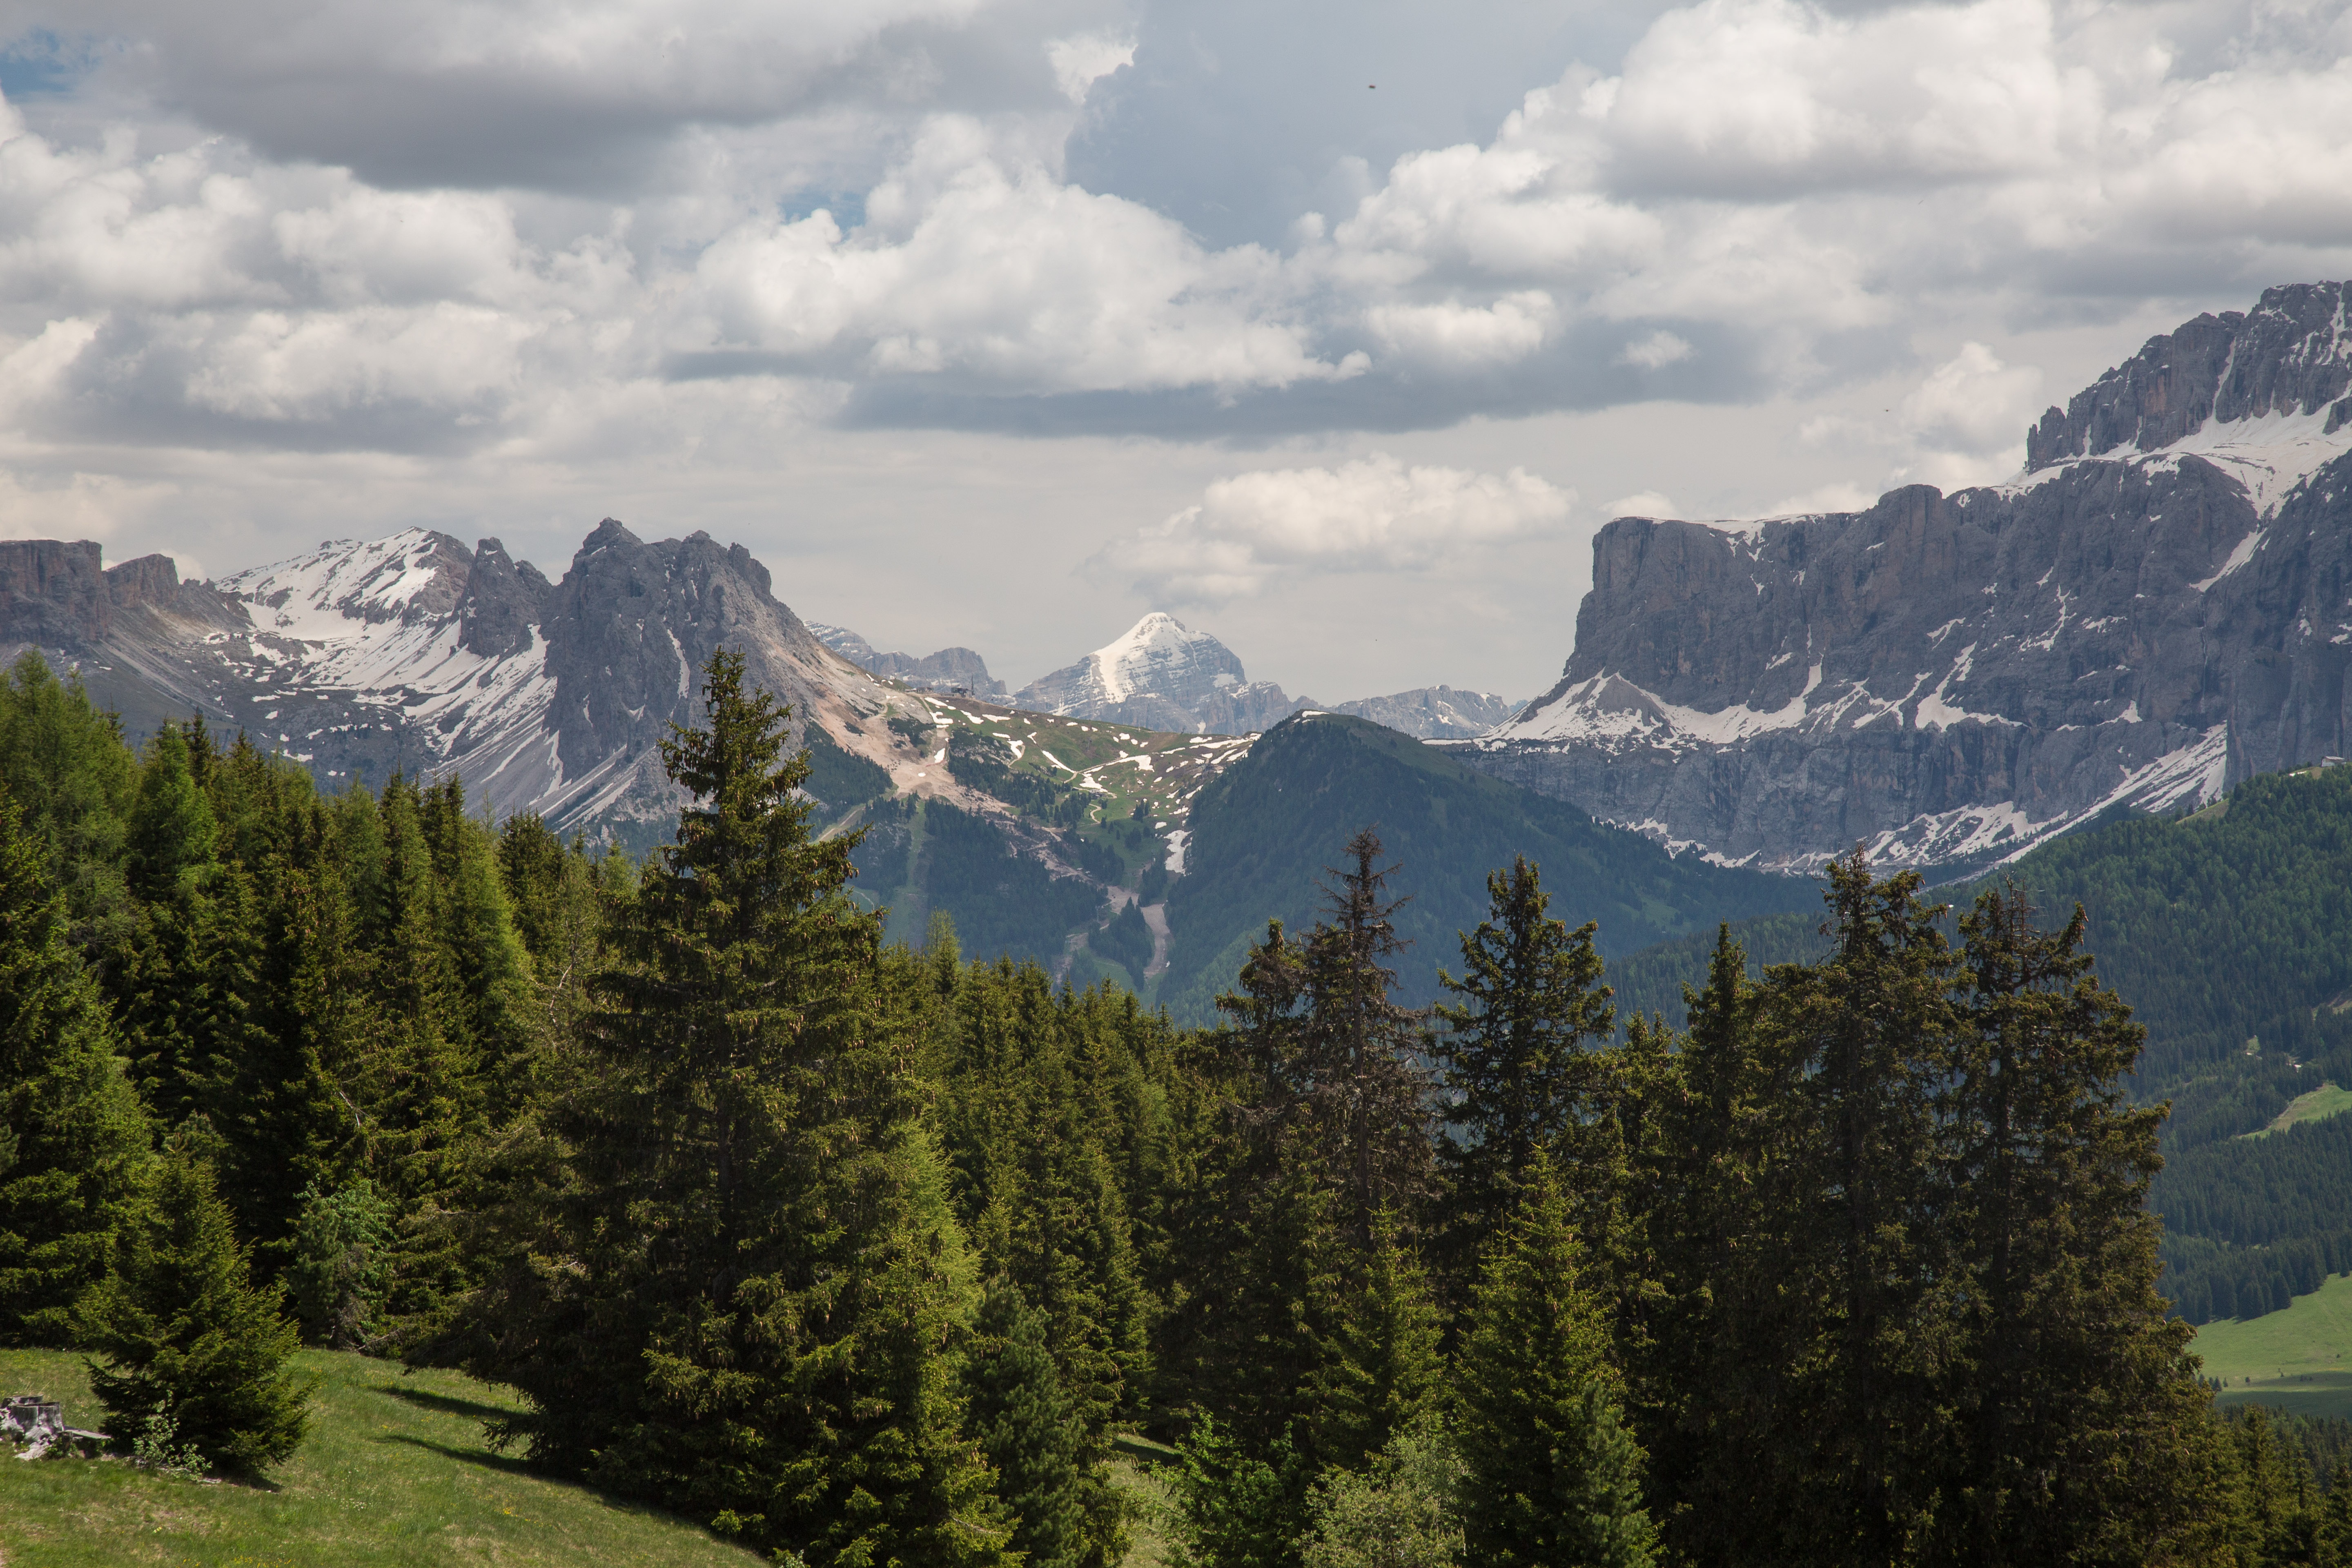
top-left (1094, 454), bottom-right (1573, 603)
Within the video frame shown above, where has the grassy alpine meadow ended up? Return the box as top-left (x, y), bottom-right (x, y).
top-left (0, 1346), bottom-right (760, 1568)
top-left (2196, 1272), bottom-right (2352, 1420)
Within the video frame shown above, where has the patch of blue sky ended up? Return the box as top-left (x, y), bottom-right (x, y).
top-left (779, 191), bottom-right (868, 232)
top-left (0, 30), bottom-right (101, 100)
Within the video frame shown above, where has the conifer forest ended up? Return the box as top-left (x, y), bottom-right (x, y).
top-left (7, 643), bottom-right (2352, 1568)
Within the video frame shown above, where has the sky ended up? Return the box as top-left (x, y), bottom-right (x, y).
top-left (1, 0), bottom-right (2350, 702)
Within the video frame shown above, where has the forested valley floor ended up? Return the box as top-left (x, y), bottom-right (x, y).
top-left (1, 646), bottom-right (2347, 1568)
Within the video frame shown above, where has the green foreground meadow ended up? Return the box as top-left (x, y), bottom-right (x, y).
top-left (0, 1347), bottom-right (760, 1568)
top-left (0, 1348), bottom-right (1184, 1568)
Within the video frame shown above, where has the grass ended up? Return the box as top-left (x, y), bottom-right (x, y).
top-left (1107, 1432), bottom-right (1180, 1568)
top-left (2243, 1082), bottom-right (2352, 1138)
top-left (0, 1345), bottom-right (760, 1567)
top-left (2194, 1272), bottom-right (2352, 1419)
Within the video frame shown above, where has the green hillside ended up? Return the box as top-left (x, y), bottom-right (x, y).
top-left (1155, 712), bottom-right (1818, 1021)
top-left (0, 1346), bottom-right (757, 1567)
top-left (2195, 1274), bottom-right (2352, 1420)
top-left (1606, 761), bottom-right (2352, 1331)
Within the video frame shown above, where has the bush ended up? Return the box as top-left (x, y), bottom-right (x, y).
top-left (289, 1178), bottom-right (395, 1349)
top-left (1298, 1421), bottom-right (1464, 1568)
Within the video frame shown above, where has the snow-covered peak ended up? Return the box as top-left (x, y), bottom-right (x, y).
top-left (1016, 610), bottom-right (1255, 722)
top-left (222, 528), bottom-right (475, 639)
top-left (1090, 612), bottom-right (1226, 704)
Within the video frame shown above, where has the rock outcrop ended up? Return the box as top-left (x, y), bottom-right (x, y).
top-left (1459, 281), bottom-right (2352, 871)
top-left (807, 623), bottom-right (1009, 697)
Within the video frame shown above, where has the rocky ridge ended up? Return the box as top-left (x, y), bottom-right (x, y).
top-left (1329, 686), bottom-right (1517, 740)
top-left (0, 522), bottom-right (1058, 845)
top-left (1458, 281), bottom-right (2352, 872)
top-left (806, 623), bottom-right (1008, 697)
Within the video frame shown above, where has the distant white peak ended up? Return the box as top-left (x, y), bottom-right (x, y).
top-left (1090, 611), bottom-right (1228, 702)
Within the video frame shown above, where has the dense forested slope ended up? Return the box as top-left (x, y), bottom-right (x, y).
top-left (1609, 762), bottom-right (2352, 1325)
top-left (1156, 712), bottom-right (1818, 1022)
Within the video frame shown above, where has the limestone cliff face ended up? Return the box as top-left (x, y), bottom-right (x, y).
top-left (1461, 281), bottom-right (2352, 871)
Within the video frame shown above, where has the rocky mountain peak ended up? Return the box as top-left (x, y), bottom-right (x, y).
top-left (2027, 281), bottom-right (2352, 470)
top-left (1020, 611), bottom-right (1261, 724)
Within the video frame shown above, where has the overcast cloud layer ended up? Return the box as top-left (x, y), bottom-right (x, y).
top-left (2, 0), bottom-right (2350, 698)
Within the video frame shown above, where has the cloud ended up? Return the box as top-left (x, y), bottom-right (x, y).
top-left (1898, 341), bottom-right (2040, 458)
top-left (1617, 329), bottom-right (1691, 368)
top-left (1046, 31), bottom-right (1132, 105)
top-left (1092, 454), bottom-right (1572, 602)
top-left (0, 0), bottom-right (2347, 465)
top-left (1604, 490), bottom-right (1675, 518)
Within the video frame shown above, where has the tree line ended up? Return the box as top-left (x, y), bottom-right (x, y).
top-left (0, 646), bottom-right (2343, 1566)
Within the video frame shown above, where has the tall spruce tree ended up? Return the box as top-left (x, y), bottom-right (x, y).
top-left (1928, 883), bottom-right (2229, 1564)
top-left (118, 722), bottom-right (225, 1126)
top-left (1298, 830), bottom-right (1434, 1246)
top-left (1750, 853), bottom-right (1957, 1566)
top-left (0, 786), bottom-right (152, 1345)
top-left (1433, 855), bottom-right (1614, 1279)
top-left (1455, 1152), bottom-right (1653, 1568)
top-left (453, 649), bottom-right (1007, 1566)
top-left (1313, 1205), bottom-right (1442, 1470)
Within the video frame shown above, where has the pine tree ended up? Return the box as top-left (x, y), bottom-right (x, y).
top-left (1927, 882), bottom-right (2224, 1563)
top-left (1314, 1205), bottom-right (1442, 1470)
top-left (79, 1138), bottom-right (314, 1473)
top-left (1296, 831), bottom-right (1434, 1246)
top-left (117, 722), bottom-right (225, 1126)
top-left (1635, 926), bottom-right (1789, 1554)
top-left (454, 649), bottom-right (1009, 1566)
top-left (1433, 856), bottom-right (1613, 1269)
top-left (1455, 1153), bottom-right (1653, 1568)
top-left (966, 1281), bottom-right (1097, 1568)
top-left (0, 651), bottom-right (136, 955)
top-left (125, 722), bottom-right (219, 902)
top-left (0, 786), bottom-right (152, 1345)
top-left (1736, 853), bottom-right (1956, 1566)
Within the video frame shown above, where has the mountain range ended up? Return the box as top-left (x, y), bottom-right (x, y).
top-left (1459, 281), bottom-right (2352, 872)
top-left (816, 607), bottom-right (1518, 741)
top-left (9, 277), bottom-right (2352, 1006)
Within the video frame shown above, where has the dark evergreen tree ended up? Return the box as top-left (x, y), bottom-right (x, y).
top-left (1296, 830), bottom-right (1434, 1246)
top-left (80, 1139), bottom-right (313, 1473)
top-left (1455, 1151), bottom-right (1653, 1568)
top-left (1313, 1204), bottom-right (1441, 1471)
top-left (966, 1281), bottom-right (1099, 1568)
top-left (1433, 855), bottom-right (1613, 1267)
top-left (117, 722), bottom-right (225, 1126)
top-left (1737, 853), bottom-right (1956, 1566)
top-left (453, 649), bottom-right (1008, 1566)
top-left (1927, 883), bottom-right (2224, 1564)
top-left (0, 786), bottom-right (152, 1345)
